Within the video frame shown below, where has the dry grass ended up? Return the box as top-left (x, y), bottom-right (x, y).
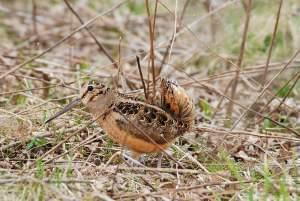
top-left (0, 0), bottom-right (300, 200)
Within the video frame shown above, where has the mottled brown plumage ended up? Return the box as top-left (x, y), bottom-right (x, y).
top-left (46, 79), bottom-right (195, 157)
top-left (160, 79), bottom-right (195, 132)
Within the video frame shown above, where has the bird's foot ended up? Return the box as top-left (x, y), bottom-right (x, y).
top-left (121, 151), bottom-right (145, 167)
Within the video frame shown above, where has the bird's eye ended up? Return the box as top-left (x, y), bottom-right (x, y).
top-left (87, 85), bottom-right (94, 91)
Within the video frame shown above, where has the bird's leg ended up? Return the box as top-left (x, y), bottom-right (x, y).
top-left (121, 150), bottom-right (144, 166)
top-left (156, 152), bottom-right (163, 168)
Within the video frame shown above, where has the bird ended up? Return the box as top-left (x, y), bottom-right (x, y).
top-left (45, 79), bottom-right (195, 159)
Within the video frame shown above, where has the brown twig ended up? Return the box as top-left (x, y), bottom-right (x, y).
top-left (116, 36), bottom-right (123, 88)
top-left (157, 37), bottom-right (173, 75)
top-left (136, 56), bottom-right (148, 99)
top-left (261, 0), bottom-right (283, 87)
top-left (226, 0), bottom-right (252, 126)
top-left (167, 0), bottom-right (178, 67)
top-left (145, 0), bottom-right (157, 102)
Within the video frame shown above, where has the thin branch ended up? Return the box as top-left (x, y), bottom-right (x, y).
top-left (261, 0), bottom-right (283, 86)
top-left (116, 36), bottom-right (123, 89)
top-left (157, 37), bottom-right (173, 74)
top-left (226, 0), bottom-right (252, 125)
top-left (152, 0), bottom-right (158, 36)
top-left (136, 56), bottom-right (148, 99)
top-left (145, 0), bottom-right (157, 102)
top-left (152, 0), bottom-right (159, 79)
top-left (167, 0), bottom-right (178, 65)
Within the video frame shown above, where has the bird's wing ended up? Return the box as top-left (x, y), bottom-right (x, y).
top-left (113, 100), bottom-right (179, 144)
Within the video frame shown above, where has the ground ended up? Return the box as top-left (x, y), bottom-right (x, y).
top-left (0, 0), bottom-right (300, 200)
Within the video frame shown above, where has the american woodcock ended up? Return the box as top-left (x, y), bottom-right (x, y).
top-left (46, 79), bottom-right (195, 158)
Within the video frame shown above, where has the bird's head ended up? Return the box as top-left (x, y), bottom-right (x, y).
top-left (45, 80), bottom-right (114, 124)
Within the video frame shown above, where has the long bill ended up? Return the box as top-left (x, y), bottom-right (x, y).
top-left (45, 98), bottom-right (81, 124)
